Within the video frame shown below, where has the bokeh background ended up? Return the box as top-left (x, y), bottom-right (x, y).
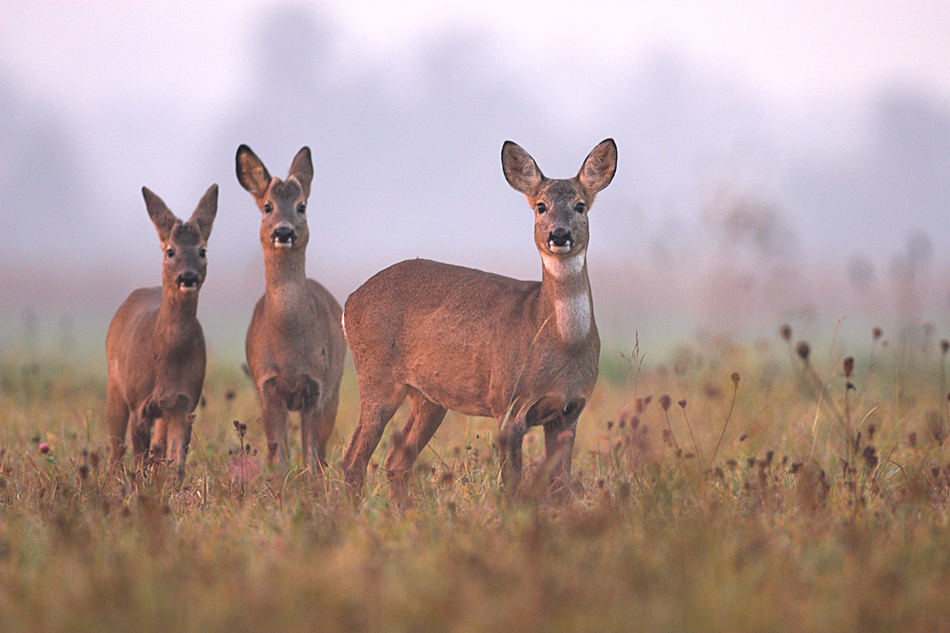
top-left (2, 1), bottom-right (948, 364)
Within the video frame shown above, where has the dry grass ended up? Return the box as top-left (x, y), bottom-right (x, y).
top-left (2, 326), bottom-right (950, 633)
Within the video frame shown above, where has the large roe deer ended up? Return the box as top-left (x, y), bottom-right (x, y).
top-left (342, 139), bottom-right (617, 496)
top-left (106, 185), bottom-right (218, 477)
top-left (236, 145), bottom-right (346, 470)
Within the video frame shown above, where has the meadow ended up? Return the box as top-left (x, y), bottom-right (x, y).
top-left (2, 324), bottom-right (949, 633)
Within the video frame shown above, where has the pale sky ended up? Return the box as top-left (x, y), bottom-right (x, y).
top-left (1, 1), bottom-right (948, 349)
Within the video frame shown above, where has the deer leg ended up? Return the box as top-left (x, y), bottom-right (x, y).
top-left (166, 412), bottom-right (193, 481)
top-left (384, 388), bottom-right (447, 495)
top-left (497, 415), bottom-right (527, 492)
top-left (307, 388), bottom-right (340, 473)
top-left (343, 380), bottom-right (408, 495)
top-left (106, 383), bottom-right (130, 467)
top-left (544, 416), bottom-right (579, 494)
top-left (150, 416), bottom-right (169, 462)
top-left (129, 411), bottom-right (151, 465)
top-left (259, 381), bottom-right (289, 468)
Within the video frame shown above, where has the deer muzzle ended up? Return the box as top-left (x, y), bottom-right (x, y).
top-left (177, 272), bottom-right (200, 293)
top-left (548, 228), bottom-right (573, 254)
top-left (272, 226), bottom-right (296, 249)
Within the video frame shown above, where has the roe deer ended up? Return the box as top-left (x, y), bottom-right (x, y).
top-left (106, 185), bottom-right (218, 477)
top-left (342, 139), bottom-right (617, 496)
top-left (236, 145), bottom-right (346, 470)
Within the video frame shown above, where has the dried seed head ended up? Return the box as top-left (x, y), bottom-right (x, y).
top-left (872, 327), bottom-right (883, 341)
top-left (942, 340), bottom-right (950, 355)
top-left (907, 431), bottom-right (918, 449)
top-left (659, 395), bottom-right (671, 411)
top-left (677, 399), bottom-right (687, 409)
top-left (843, 356), bottom-right (854, 377)
top-left (780, 324), bottom-right (792, 341)
top-left (606, 420), bottom-right (614, 431)
top-left (225, 389), bottom-right (236, 401)
top-left (731, 372), bottom-right (740, 387)
top-left (796, 341), bottom-right (810, 362)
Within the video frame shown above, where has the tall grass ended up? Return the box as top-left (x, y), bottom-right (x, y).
top-left (2, 325), bottom-right (949, 632)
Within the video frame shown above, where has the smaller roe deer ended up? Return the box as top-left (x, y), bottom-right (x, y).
top-left (106, 185), bottom-right (218, 477)
top-left (342, 139), bottom-right (617, 497)
top-left (237, 145), bottom-right (346, 470)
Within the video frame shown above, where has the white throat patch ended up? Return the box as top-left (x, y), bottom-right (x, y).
top-left (541, 250), bottom-right (586, 280)
top-left (555, 293), bottom-right (591, 344)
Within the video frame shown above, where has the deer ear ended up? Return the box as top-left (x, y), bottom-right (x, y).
top-left (288, 146), bottom-right (313, 199)
top-left (577, 138), bottom-right (617, 195)
top-left (502, 141), bottom-right (544, 197)
top-left (142, 186), bottom-right (178, 243)
top-left (189, 184), bottom-right (218, 241)
top-left (236, 144), bottom-right (272, 200)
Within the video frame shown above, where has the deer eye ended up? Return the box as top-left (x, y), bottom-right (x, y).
top-left (574, 202), bottom-right (586, 214)
top-left (297, 203), bottom-right (306, 215)
top-left (536, 202), bottom-right (547, 214)
top-left (263, 202), bottom-right (273, 214)
top-left (165, 248), bottom-right (176, 258)
top-left (198, 248), bottom-right (207, 258)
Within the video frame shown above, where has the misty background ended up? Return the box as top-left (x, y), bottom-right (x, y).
top-left (1, 1), bottom-right (948, 364)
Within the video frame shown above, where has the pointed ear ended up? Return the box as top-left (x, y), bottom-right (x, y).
top-left (502, 141), bottom-right (544, 196)
top-left (288, 146), bottom-right (313, 198)
top-left (189, 184), bottom-right (218, 241)
top-left (577, 138), bottom-right (617, 195)
top-left (236, 144), bottom-right (271, 200)
top-left (142, 186), bottom-right (178, 243)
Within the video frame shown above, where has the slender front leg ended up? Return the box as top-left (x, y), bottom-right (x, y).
top-left (544, 417), bottom-right (578, 494)
top-left (259, 380), bottom-right (289, 468)
top-left (106, 383), bottom-right (130, 467)
top-left (166, 412), bottom-right (194, 481)
top-left (497, 415), bottom-right (527, 493)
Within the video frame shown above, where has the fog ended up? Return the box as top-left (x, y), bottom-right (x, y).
top-left (1, 2), bottom-right (948, 361)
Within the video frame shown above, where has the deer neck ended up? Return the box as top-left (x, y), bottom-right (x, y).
top-left (156, 285), bottom-right (200, 344)
top-left (263, 249), bottom-right (309, 312)
top-left (539, 250), bottom-right (593, 346)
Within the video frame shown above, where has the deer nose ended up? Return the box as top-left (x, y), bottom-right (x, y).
top-left (272, 226), bottom-right (296, 246)
top-left (177, 272), bottom-right (200, 290)
top-left (548, 228), bottom-right (572, 247)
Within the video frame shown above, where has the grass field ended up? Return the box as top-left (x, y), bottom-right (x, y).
top-left (2, 325), bottom-right (949, 632)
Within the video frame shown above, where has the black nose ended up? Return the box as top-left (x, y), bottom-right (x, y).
top-left (549, 229), bottom-right (572, 247)
top-left (273, 226), bottom-right (296, 242)
top-left (177, 272), bottom-right (200, 288)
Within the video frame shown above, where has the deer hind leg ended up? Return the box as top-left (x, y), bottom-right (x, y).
top-left (301, 387), bottom-right (338, 473)
top-left (384, 387), bottom-right (447, 496)
top-left (259, 379), bottom-right (290, 468)
top-left (342, 379), bottom-right (409, 496)
top-left (106, 383), bottom-right (130, 467)
top-left (129, 410), bottom-right (152, 466)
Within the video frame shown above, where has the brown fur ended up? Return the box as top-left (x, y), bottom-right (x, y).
top-left (342, 139), bottom-right (617, 496)
top-left (106, 185), bottom-right (218, 477)
top-left (236, 145), bottom-right (346, 470)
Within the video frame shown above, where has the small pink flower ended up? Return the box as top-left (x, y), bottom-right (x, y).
top-left (39, 443), bottom-right (50, 454)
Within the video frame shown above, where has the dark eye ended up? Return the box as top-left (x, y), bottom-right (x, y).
top-left (263, 202), bottom-right (273, 214)
top-left (297, 203), bottom-right (306, 215)
top-left (574, 202), bottom-right (586, 214)
top-left (165, 248), bottom-right (175, 258)
top-left (536, 202), bottom-right (547, 214)
top-left (198, 248), bottom-right (207, 258)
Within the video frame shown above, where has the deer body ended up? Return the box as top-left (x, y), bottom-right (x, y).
top-left (238, 145), bottom-right (346, 469)
top-left (106, 185), bottom-right (218, 475)
top-left (343, 139), bottom-right (617, 495)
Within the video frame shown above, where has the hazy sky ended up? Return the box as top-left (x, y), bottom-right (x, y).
top-left (1, 1), bottom-right (948, 351)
